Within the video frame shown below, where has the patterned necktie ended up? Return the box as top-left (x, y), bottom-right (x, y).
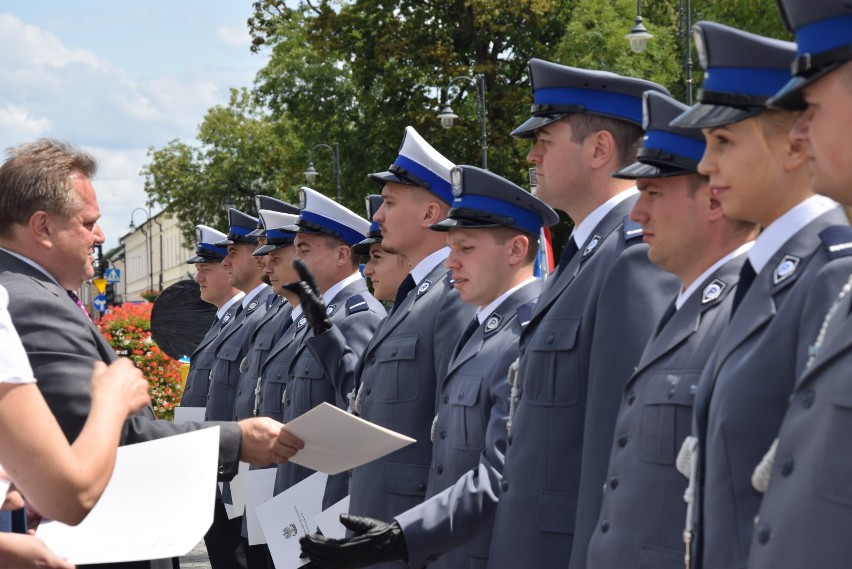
top-left (392, 274), bottom-right (416, 313)
top-left (730, 260), bottom-right (756, 316)
top-left (67, 290), bottom-right (92, 321)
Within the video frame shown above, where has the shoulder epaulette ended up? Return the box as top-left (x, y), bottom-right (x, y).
top-left (622, 216), bottom-right (644, 241)
top-left (346, 294), bottom-right (369, 315)
top-left (517, 300), bottom-right (536, 328)
top-left (820, 225), bottom-right (852, 260)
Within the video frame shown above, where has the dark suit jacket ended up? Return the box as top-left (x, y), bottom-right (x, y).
top-left (585, 253), bottom-right (746, 569)
top-left (487, 195), bottom-right (680, 569)
top-left (0, 250), bottom-right (244, 569)
top-left (691, 208), bottom-right (852, 569)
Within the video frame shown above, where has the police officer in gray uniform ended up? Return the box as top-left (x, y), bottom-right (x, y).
top-left (747, 4), bottom-right (852, 568)
top-left (300, 166), bottom-right (558, 569)
top-left (271, 187), bottom-right (386, 508)
top-left (232, 209), bottom-right (299, 422)
top-left (206, 209), bottom-right (273, 422)
top-left (302, 128), bottom-right (475, 565)
top-left (585, 91), bottom-right (756, 569)
top-left (181, 225), bottom-right (244, 408)
top-left (670, 21), bottom-right (852, 569)
top-left (486, 60), bottom-right (680, 569)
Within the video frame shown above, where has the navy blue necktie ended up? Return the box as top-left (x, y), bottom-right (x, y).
top-left (731, 260), bottom-right (756, 316)
top-left (392, 274), bottom-right (416, 312)
top-left (553, 239), bottom-right (579, 278)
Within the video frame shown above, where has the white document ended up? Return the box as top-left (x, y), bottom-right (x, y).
top-left (0, 465), bottom-right (10, 501)
top-left (37, 427), bottom-right (220, 565)
top-left (257, 472), bottom-right (328, 569)
top-left (245, 467), bottom-right (277, 545)
top-left (284, 402), bottom-right (415, 474)
top-left (225, 461), bottom-right (251, 519)
top-left (314, 495), bottom-right (350, 540)
top-left (173, 406), bottom-right (206, 424)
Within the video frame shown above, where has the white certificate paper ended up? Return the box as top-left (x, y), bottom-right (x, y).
top-left (37, 427), bottom-right (220, 564)
top-left (257, 472), bottom-right (328, 569)
top-left (245, 467), bottom-right (277, 545)
top-left (225, 461), bottom-right (250, 520)
top-left (314, 495), bottom-right (350, 539)
top-left (284, 402), bottom-right (415, 474)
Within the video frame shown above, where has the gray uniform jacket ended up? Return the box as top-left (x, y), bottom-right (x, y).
top-left (487, 196), bottom-right (680, 569)
top-left (396, 280), bottom-right (541, 569)
top-left (307, 261), bottom-right (475, 537)
top-left (748, 229), bottom-right (852, 569)
top-left (0, 251), bottom-right (243, 569)
top-left (691, 208), bottom-right (852, 569)
top-left (585, 254), bottom-right (746, 569)
top-left (232, 296), bottom-right (292, 421)
top-left (273, 278), bottom-right (385, 506)
top-left (206, 285), bottom-right (272, 421)
top-left (182, 300), bottom-right (243, 408)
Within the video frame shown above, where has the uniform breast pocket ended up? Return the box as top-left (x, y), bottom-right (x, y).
top-left (291, 355), bottom-right (334, 414)
top-left (253, 332), bottom-right (275, 353)
top-left (524, 318), bottom-right (581, 407)
top-left (446, 375), bottom-right (485, 452)
top-left (638, 371), bottom-right (699, 465)
top-left (261, 366), bottom-right (287, 420)
top-left (215, 342), bottom-right (242, 387)
top-left (375, 335), bottom-right (419, 403)
top-left (816, 378), bottom-right (852, 506)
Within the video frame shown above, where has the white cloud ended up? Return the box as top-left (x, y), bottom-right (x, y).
top-left (218, 24), bottom-right (251, 49)
top-left (0, 104), bottom-right (51, 143)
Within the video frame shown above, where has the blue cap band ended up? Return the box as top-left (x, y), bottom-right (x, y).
top-left (394, 154), bottom-right (453, 203)
top-left (198, 242), bottom-right (228, 257)
top-left (265, 228), bottom-right (297, 241)
top-left (300, 211), bottom-right (366, 246)
top-left (369, 221), bottom-right (380, 233)
top-left (797, 14), bottom-right (852, 58)
top-left (643, 130), bottom-right (706, 162)
top-left (534, 87), bottom-right (643, 124)
top-left (703, 66), bottom-right (793, 98)
top-left (452, 194), bottom-right (544, 235)
top-left (228, 225), bottom-right (253, 237)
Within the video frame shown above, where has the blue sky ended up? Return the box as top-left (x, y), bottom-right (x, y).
top-left (0, 2), bottom-right (270, 249)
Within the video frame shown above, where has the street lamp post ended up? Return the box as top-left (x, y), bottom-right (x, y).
top-left (303, 143), bottom-right (341, 203)
top-left (437, 74), bottom-right (488, 170)
top-left (129, 208), bottom-right (153, 294)
top-left (625, 0), bottom-right (694, 104)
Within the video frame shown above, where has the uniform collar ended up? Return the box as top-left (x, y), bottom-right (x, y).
top-left (572, 187), bottom-right (638, 248)
top-left (410, 246), bottom-right (450, 286)
top-left (216, 291), bottom-right (245, 320)
top-left (241, 283), bottom-right (268, 309)
top-left (323, 272), bottom-right (362, 305)
top-left (475, 277), bottom-right (537, 324)
top-left (749, 194), bottom-right (838, 274)
top-left (675, 241), bottom-right (753, 309)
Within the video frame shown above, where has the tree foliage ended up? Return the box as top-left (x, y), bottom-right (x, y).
top-left (144, 0), bottom-right (794, 238)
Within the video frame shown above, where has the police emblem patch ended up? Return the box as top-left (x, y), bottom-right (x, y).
top-left (325, 304), bottom-right (336, 316)
top-left (773, 255), bottom-right (800, 285)
top-left (702, 279), bottom-right (726, 304)
top-left (485, 314), bottom-right (502, 332)
top-left (417, 280), bottom-right (432, 296)
top-left (297, 316), bottom-right (307, 329)
top-left (248, 300), bottom-right (259, 311)
top-left (584, 235), bottom-right (602, 257)
top-left (222, 313), bottom-right (232, 324)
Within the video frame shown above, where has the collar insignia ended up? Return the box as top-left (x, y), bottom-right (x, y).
top-left (417, 280), bottom-right (432, 296)
top-left (326, 304), bottom-right (336, 316)
top-left (297, 316), bottom-right (307, 329)
top-left (485, 314), bottom-right (502, 333)
top-left (702, 279), bottom-right (726, 304)
top-left (584, 235), bottom-right (602, 257)
top-left (773, 255), bottom-right (800, 285)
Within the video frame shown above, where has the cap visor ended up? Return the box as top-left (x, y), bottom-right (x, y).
top-left (511, 114), bottom-right (567, 138)
top-left (186, 254), bottom-right (223, 264)
top-left (247, 227), bottom-right (266, 237)
top-left (429, 217), bottom-right (503, 232)
top-left (670, 103), bottom-right (764, 129)
top-left (367, 170), bottom-right (419, 187)
top-left (352, 237), bottom-right (381, 255)
top-left (768, 64), bottom-right (840, 110)
top-left (612, 160), bottom-right (695, 180)
top-left (252, 243), bottom-right (290, 256)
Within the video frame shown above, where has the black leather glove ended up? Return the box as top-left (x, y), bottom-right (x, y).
top-left (282, 258), bottom-right (332, 334)
top-left (299, 514), bottom-right (408, 569)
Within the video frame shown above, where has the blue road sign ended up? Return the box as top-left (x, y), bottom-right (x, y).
top-left (93, 294), bottom-right (107, 313)
top-left (105, 267), bottom-right (121, 283)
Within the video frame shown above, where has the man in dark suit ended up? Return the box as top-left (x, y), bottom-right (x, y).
top-left (300, 166), bottom-right (557, 569)
top-left (485, 61), bottom-right (680, 569)
top-left (746, 3), bottom-right (852, 568)
top-left (584, 92), bottom-right (756, 569)
top-left (0, 139), bottom-right (303, 569)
